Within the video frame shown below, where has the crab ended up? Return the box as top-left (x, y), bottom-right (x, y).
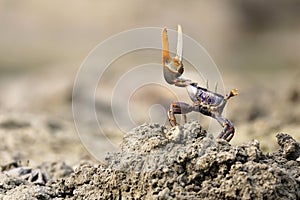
top-left (162, 25), bottom-right (238, 142)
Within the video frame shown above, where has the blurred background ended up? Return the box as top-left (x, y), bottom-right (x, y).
top-left (0, 0), bottom-right (299, 164)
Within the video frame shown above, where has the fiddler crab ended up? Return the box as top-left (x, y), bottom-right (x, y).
top-left (162, 25), bottom-right (238, 142)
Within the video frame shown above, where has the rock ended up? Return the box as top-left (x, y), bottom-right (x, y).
top-left (276, 133), bottom-right (300, 160)
top-left (1, 161), bottom-right (48, 185)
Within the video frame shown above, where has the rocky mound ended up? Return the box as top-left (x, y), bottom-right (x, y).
top-left (1, 121), bottom-right (299, 199)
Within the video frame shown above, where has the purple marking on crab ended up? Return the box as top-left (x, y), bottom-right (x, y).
top-left (196, 90), bottom-right (202, 97)
top-left (200, 92), bottom-right (206, 102)
top-left (207, 96), bottom-right (214, 105)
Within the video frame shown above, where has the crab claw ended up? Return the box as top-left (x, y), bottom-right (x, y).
top-left (176, 24), bottom-right (183, 63)
top-left (162, 25), bottom-right (185, 86)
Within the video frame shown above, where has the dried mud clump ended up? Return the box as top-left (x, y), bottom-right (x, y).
top-left (0, 121), bottom-right (299, 199)
top-left (54, 121), bottom-right (299, 199)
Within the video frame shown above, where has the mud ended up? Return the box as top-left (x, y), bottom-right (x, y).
top-left (0, 121), bottom-right (299, 199)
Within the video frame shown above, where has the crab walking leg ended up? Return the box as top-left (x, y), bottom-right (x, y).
top-left (168, 102), bottom-right (193, 126)
top-left (214, 114), bottom-right (235, 142)
top-left (182, 114), bottom-right (187, 124)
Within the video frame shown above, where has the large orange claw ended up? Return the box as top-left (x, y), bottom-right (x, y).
top-left (162, 27), bottom-right (170, 64)
top-left (162, 25), bottom-right (186, 86)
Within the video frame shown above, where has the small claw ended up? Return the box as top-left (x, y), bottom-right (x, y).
top-left (225, 88), bottom-right (238, 100)
top-left (231, 88), bottom-right (238, 96)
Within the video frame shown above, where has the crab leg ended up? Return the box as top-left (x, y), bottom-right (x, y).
top-left (214, 115), bottom-right (235, 142)
top-left (168, 102), bottom-right (193, 126)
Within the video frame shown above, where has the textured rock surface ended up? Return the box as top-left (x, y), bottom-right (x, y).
top-left (0, 121), bottom-right (299, 199)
